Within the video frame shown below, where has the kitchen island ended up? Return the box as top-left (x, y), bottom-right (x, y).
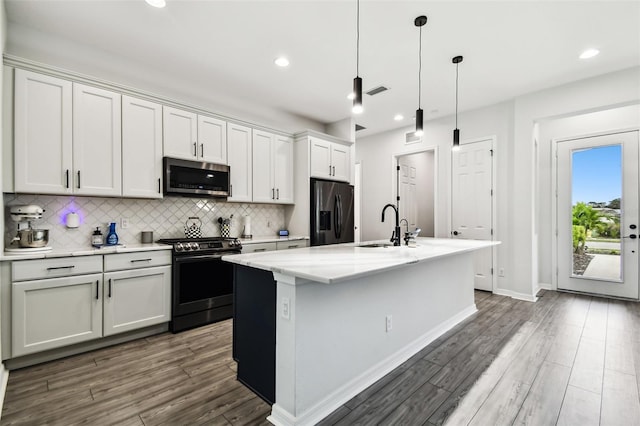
top-left (223, 237), bottom-right (498, 426)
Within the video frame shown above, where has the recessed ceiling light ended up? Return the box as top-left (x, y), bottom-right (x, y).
top-left (145, 0), bottom-right (166, 8)
top-left (394, 114), bottom-right (404, 121)
top-left (347, 92), bottom-right (355, 100)
top-left (579, 48), bottom-right (599, 59)
top-left (274, 57), bottom-right (290, 67)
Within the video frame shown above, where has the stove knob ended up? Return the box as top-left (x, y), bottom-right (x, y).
top-left (185, 243), bottom-right (193, 251)
top-left (192, 243), bottom-right (199, 250)
top-left (175, 243), bottom-right (184, 252)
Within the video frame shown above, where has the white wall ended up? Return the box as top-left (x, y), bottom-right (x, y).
top-left (357, 67), bottom-right (640, 300)
top-left (356, 101), bottom-right (512, 290)
top-left (537, 104), bottom-right (640, 286)
top-left (6, 22), bottom-right (325, 134)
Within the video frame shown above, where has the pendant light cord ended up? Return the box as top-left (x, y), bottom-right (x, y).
top-left (455, 62), bottom-right (459, 128)
top-left (418, 25), bottom-right (422, 108)
top-left (356, 0), bottom-right (360, 77)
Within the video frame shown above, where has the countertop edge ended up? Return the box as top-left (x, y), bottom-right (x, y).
top-left (1, 243), bottom-right (172, 261)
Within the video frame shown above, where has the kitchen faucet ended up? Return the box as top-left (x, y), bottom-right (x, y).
top-left (381, 204), bottom-right (401, 246)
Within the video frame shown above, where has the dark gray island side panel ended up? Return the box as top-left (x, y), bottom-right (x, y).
top-left (232, 264), bottom-right (276, 405)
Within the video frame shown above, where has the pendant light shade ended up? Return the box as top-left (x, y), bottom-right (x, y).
top-left (414, 15), bottom-right (427, 137)
top-left (352, 0), bottom-right (363, 114)
top-left (353, 76), bottom-right (363, 114)
top-left (452, 55), bottom-right (463, 151)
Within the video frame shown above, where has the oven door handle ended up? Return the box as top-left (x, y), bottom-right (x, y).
top-left (174, 253), bottom-right (237, 262)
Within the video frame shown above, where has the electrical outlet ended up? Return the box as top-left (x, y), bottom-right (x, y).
top-left (385, 315), bottom-right (393, 332)
top-left (121, 218), bottom-right (130, 229)
top-left (498, 268), bottom-right (505, 277)
top-left (282, 297), bottom-right (290, 320)
top-left (267, 221), bottom-right (272, 228)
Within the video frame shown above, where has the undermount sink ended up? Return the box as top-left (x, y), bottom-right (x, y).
top-left (358, 243), bottom-right (394, 248)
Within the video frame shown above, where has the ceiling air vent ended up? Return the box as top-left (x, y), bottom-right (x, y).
top-left (405, 131), bottom-right (421, 144)
top-left (355, 124), bottom-right (366, 132)
top-left (365, 85), bottom-right (389, 96)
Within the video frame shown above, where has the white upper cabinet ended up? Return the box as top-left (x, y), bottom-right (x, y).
top-left (163, 106), bottom-right (228, 164)
top-left (198, 115), bottom-right (227, 164)
top-left (163, 106), bottom-right (198, 161)
top-left (14, 69), bottom-right (73, 194)
top-left (309, 137), bottom-right (351, 182)
top-left (252, 129), bottom-right (273, 203)
top-left (73, 83), bottom-right (122, 197)
top-left (122, 95), bottom-right (163, 198)
top-left (227, 123), bottom-right (253, 202)
top-left (252, 130), bottom-right (293, 204)
top-left (273, 134), bottom-right (294, 203)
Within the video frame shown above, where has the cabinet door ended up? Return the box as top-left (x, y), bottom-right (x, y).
top-left (122, 95), bottom-right (163, 198)
top-left (163, 106), bottom-right (198, 160)
top-left (252, 129), bottom-right (274, 203)
top-left (12, 274), bottom-right (103, 357)
top-left (309, 137), bottom-right (332, 179)
top-left (273, 135), bottom-right (294, 204)
top-left (331, 143), bottom-right (351, 183)
top-left (198, 115), bottom-right (227, 164)
top-left (73, 83), bottom-right (122, 196)
top-left (103, 266), bottom-right (171, 337)
top-left (227, 123), bottom-right (253, 202)
top-left (14, 69), bottom-right (73, 194)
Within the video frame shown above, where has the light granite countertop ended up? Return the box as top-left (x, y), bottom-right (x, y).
top-left (1, 243), bottom-right (172, 261)
top-left (239, 235), bottom-right (309, 245)
top-left (222, 237), bottom-right (499, 284)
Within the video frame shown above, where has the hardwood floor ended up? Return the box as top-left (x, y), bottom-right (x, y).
top-left (2, 290), bottom-right (639, 425)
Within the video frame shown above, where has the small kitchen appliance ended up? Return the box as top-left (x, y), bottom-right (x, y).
top-left (157, 236), bottom-right (242, 333)
top-left (7, 205), bottom-right (52, 252)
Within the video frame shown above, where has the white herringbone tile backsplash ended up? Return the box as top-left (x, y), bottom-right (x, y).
top-left (4, 194), bottom-right (286, 250)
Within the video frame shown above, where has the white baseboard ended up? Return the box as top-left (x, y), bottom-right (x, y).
top-left (538, 282), bottom-right (553, 291)
top-left (494, 287), bottom-right (538, 302)
top-left (267, 304), bottom-right (478, 426)
top-left (0, 362), bottom-right (9, 419)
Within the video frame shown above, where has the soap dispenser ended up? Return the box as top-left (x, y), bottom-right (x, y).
top-left (106, 222), bottom-right (119, 245)
top-left (91, 227), bottom-right (104, 247)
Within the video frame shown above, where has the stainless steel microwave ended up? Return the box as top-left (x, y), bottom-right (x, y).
top-left (163, 157), bottom-right (230, 198)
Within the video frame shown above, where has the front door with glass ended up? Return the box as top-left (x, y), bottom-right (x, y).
top-left (556, 131), bottom-right (639, 299)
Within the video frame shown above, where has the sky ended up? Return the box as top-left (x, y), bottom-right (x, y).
top-left (572, 145), bottom-right (622, 206)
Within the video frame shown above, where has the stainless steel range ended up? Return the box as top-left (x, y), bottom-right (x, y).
top-left (158, 237), bottom-right (242, 332)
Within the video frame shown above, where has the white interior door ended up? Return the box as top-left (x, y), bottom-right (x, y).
top-left (556, 131), bottom-right (639, 299)
top-left (452, 139), bottom-right (494, 291)
top-left (399, 160), bottom-right (418, 229)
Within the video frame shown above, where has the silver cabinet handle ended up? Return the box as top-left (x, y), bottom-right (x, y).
top-left (288, 245), bottom-right (297, 249)
top-left (77, 171), bottom-right (81, 188)
top-left (200, 143), bottom-right (204, 157)
top-left (47, 265), bottom-right (75, 270)
top-left (277, 188), bottom-right (279, 200)
top-left (332, 166), bottom-right (336, 176)
top-left (130, 258), bottom-right (152, 263)
top-left (193, 142), bottom-right (197, 157)
top-left (272, 188), bottom-right (275, 199)
top-left (96, 280), bottom-right (99, 300)
top-left (158, 178), bottom-right (161, 193)
top-left (230, 184), bottom-right (233, 197)
top-left (108, 279), bottom-right (112, 298)
top-left (329, 165), bottom-right (332, 175)
top-left (65, 170), bottom-right (70, 188)
top-left (254, 248), bottom-right (266, 252)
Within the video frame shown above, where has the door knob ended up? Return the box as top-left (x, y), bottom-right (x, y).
top-left (624, 234), bottom-right (637, 239)
top-left (630, 224), bottom-right (637, 229)
top-left (453, 230), bottom-right (461, 236)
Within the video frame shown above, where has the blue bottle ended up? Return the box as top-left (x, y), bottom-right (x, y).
top-left (106, 222), bottom-right (119, 245)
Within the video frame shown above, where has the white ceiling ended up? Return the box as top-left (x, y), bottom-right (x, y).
top-left (5, 0), bottom-right (640, 137)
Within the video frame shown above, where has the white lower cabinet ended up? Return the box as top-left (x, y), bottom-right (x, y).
top-left (11, 251), bottom-right (171, 358)
top-left (103, 266), bottom-right (171, 337)
top-left (12, 273), bottom-right (103, 357)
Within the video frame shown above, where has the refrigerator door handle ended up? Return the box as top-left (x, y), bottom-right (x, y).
top-left (334, 194), bottom-right (339, 239)
top-left (336, 194), bottom-right (342, 239)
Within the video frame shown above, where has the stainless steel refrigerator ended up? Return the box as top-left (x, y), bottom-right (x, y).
top-left (310, 178), bottom-right (354, 246)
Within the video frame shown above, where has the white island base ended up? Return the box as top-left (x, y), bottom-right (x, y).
top-left (224, 238), bottom-right (497, 426)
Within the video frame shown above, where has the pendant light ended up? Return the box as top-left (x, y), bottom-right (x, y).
top-left (452, 55), bottom-right (463, 151)
top-left (414, 15), bottom-right (427, 137)
top-left (352, 0), bottom-right (363, 114)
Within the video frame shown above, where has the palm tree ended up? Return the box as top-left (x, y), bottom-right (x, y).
top-left (572, 202), bottom-right (601, 253)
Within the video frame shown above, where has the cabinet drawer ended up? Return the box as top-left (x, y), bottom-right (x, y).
top-left (104, 251), bottom-right (171, 272)
top-left (12, 256), bottom-right (103, 281)
top-left (242, 242), bottom-right (277, 253)
top-left (276, 240), bottom-right (308, 250)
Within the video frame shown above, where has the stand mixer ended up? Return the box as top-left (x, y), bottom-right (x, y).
top-left (6, 205), bottom-right (52, 252)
